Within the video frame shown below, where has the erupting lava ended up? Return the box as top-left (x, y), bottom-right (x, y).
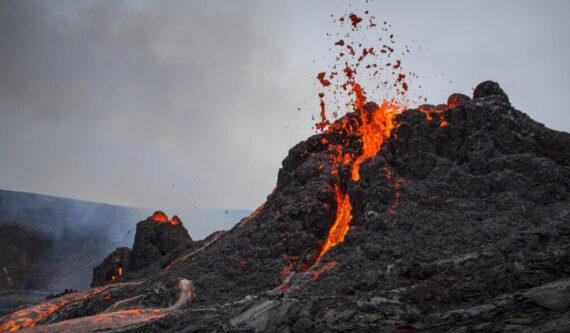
top-left (349, 100), bottom-right (400, 181)
top-left (309, 9), bottom-right (412, 265)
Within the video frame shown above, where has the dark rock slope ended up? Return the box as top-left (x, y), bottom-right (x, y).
top-left (0, 224), bottom-right (52, 291)
top-left (1, 81), bottom-right (569, 332)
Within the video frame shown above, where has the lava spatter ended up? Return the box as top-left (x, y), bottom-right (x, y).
top-left (309, 8), bottom-right (412, 265)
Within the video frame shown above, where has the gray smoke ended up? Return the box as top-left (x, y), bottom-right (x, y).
top-left (1, 0), bottom-right (569, 212)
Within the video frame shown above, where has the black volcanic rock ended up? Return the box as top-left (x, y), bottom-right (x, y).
top-left (4, 82), bottom-right (570, 332)
top-left (91, 247), bottom-right (131, 287)
top-left (129, 212), bottom-right (192, 271)
top-left (473, 80), bottom-right (510, 103)
top-left (91, 211), bottom-right (192, 286)
top-left (446, 93), bottom-right (470, 108)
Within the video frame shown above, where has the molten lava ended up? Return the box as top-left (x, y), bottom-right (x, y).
top-left (308, 8), bottom-right (413, 265)
top-left (418, 104), bottom-right (448, 127)
top-left (312, 260), bottom-right (338, 280)
top-left (316, 186), bottom-right (352, 262)
top-left (151, 211), bottom-right (169, 223)
top-left (0, 281), bottom-right (144, 332)
top-left (350, 100), bottom-right (401, 181)
top-left (151, 211), bottom-right (181, 225)
top-left (169, 215), bottom-right (182, 225)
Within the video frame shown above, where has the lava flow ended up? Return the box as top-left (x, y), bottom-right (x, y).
top-left (0, 281), bottom-right (144, 332)
top-left (316, 184), bottom-right (354, 262)
top-left (1, 280), bottom-right (193, 333)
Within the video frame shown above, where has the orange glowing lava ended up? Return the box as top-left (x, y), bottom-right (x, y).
top-left (312, 260), bottom-right (338, 280)
top-left (316, 186), bottom-right (352, 262)
top-left (0, 281), bottom-right (144, 332)
top-left (350, 99), bottom-right (401, 181)
top-left (150, 211), bottom-right (181, 225)
top-left (308, 8), bottom-right (413, 265)
top-left (418, 104), bottom-right (448, 128)
top-left (169, 215), bottom-right (182, 225)
top-left (151, 211), bottom-right (169, 223)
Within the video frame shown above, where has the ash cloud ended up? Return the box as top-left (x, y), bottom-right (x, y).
top-left (0, 0), bottom-right (313, 210)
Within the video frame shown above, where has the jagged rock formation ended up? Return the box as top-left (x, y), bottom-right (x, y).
top-left (1, 81), bottom-right (569, 332)
top-left (91, 212), bottom-right (193, 287)
top-left (130, 213), bottom-right (192, 271)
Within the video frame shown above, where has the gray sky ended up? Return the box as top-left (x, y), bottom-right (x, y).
top-left (1, 0), bottom-right (569, 210)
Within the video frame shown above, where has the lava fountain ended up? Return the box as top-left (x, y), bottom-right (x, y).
top-left (310, 10), bottom-right (412, 264)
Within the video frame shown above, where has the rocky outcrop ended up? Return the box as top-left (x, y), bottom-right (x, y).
top-left (91, 211), bottom-right (192, 287)
top-left (130, 212), bottom-right (192, 271)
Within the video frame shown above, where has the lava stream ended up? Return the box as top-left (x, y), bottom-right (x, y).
top-left (315, 85), bottom-right (403, 263)
top-left (3, 280), bottom-right (193, 333)
top-left (310, 8), bottom-right (411, 265)
top-left (0, 281), bottom-right (144, 332)
top-left (316, 186), bottom-right (353, 262)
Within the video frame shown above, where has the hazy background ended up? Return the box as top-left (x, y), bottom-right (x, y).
top-left (1, 0), bottom-right (569, 211)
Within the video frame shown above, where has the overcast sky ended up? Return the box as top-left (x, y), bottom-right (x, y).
top-left (1, 0), bottom-right (569, 210)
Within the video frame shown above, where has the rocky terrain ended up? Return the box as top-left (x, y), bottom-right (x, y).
top-left (0, 189), bottom-right (249, 292)
top-left (1, 81), bottom-right (569, 332)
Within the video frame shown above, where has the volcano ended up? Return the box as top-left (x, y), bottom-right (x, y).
top-left (1, 81), bottom-right (569, 332)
